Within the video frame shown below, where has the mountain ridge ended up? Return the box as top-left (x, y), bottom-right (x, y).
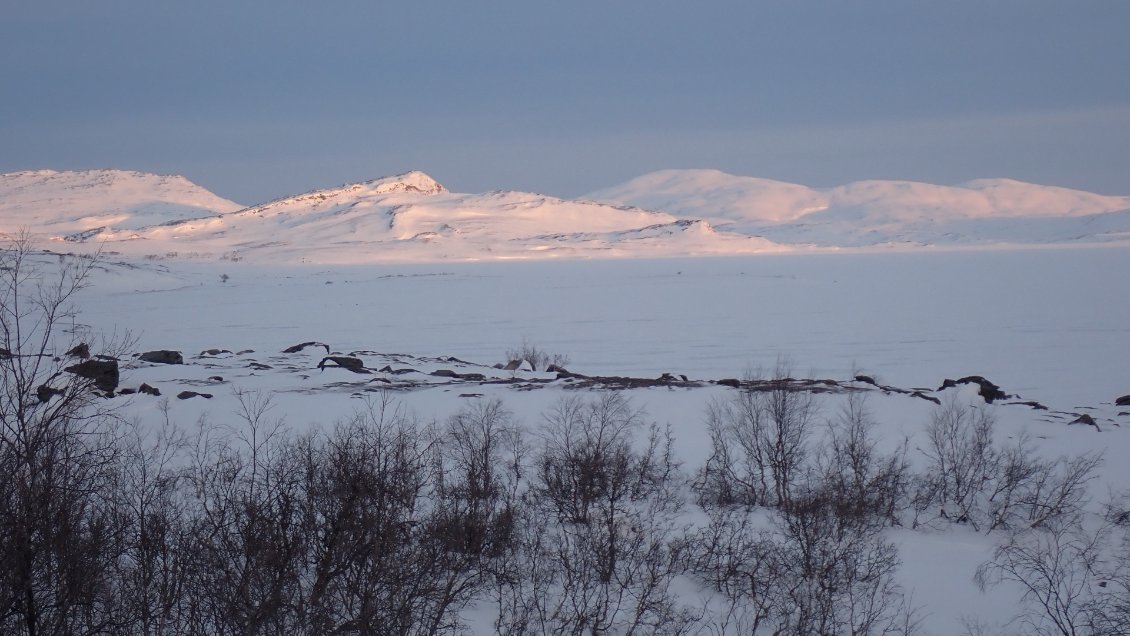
top-left (3, 167), bottom-right (1128, 263)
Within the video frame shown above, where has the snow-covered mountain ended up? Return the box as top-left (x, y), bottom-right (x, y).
top-left (3, 167), bottom-right (1128, 262)
top-left (12, 170), bottom-right (776, 263)
top-left (0, 169), bottom-right (242, 239)
top-left (587, 169), bottom-right (1130, 248)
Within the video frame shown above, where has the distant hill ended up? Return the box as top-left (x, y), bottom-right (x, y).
top-left (587, 169), bottom-right (1130, 248)
top-left (3, 167), bottom-right (1128, 262)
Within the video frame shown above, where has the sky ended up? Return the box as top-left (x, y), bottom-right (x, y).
top-left (2, 1), bottom-right (1128, 205)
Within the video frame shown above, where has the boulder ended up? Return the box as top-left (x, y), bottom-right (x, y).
top-left (64, 359), bottom-right (119, 393)
top-left (1116, 395), bottom-right (1130, 406)
top-left (177, 391), bottom-right (213, 400)
top-left (139, 350), bottom-right (184, 365)
top-left (503, 359), bottom-right (522, 371)
top-left (139, 383), bottom-right (161, 396)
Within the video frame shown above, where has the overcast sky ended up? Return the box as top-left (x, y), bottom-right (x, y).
top-left (2, 1), bottom-right (1128, 204)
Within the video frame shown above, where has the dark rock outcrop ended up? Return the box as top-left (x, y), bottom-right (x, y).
top-left (139, 350), bottom-right (184, 365)
top-left (1069, 413), bottom-right (1099, 430)
top-left (431, 369), bottom-right (487, 381)
top-left (66, 343), bottom-right (90, 358)
top-left (37, 385), bottom-right (65, 402)
top-left (139, 383), bottom-right (161, 396)
top-left (64, 359), bottom-right (119, 393)
top-left (1116, 395), bottom-right (1130, 407)
top-left (317, 356), bottom-right (367, 373)
top-left (939, 376), bottom-right (1008, 403)
top-left (283, 341), bottom-right (330, 354)
top-left (177, 391), bottom-right (213, 400)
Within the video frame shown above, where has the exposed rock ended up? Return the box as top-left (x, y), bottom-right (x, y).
top-left (546, 364), bottom-right (569, 373)
top-left (911, 391), bottom-right (942, 405)
top-left (139, 350), bottom-right (184, 365)
top-left (939, 375), bottom-right (1008, 403)
top-left (1069, 413), bottom-right (1099, 430)
top-left (66, 342), bottom-right (90, 358)
top-left (854, 374), bottom-right (877, 385)
top-left (317, 356), bottom-right (368, 373)
top-left (208, 376), bottom-right (223, 381)
top-left (1008, 400), bottom-right (1049, 411)
top-left (1116, 395), bottom-right (1130, 406)
top-left (459, 393), bottom-right (484, 398)
top-left (199, 348), bottom-right (232, 356)
top-left (248, 362), bottom-right (272, 370)
top-left (237, 349), bottom-right (255, 355)
top-left (716, 378), bottom-right (741, 388)
top-left (139, 383), bottom-right (161, 396)
top-left (37, 385), bottom-right (64, 402)
top-left (430, 369), bottom-right (486, 381)
top-left (283, 341), bottom-right (330, 354)
top-left (64, 359), bottom-right (119, 393)
top-left (177, 390), bottom-right (213, 400)
top-left (503, 359), bottom-right (522, 371)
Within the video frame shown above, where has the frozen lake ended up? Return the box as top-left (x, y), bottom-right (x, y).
top-left (83, 247), bottom-right (1130, 410)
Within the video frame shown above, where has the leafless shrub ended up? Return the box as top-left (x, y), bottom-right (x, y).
top-left (916, 397), bottom-right (1100, 533)
top-left (0, 236), bottom-right (131, 635)
top-left (976, 518), bottom-right (1130, 636)
top-left (986, 436), bottom-right (1101, 532)
top-left (111, 402), bottom-right (193, 635)
top-left (696, 360), bottom-right (817, 509)
top-left (920, 396), bottom-right (997, 528)
top-left (814, 391), bottom-right (911, 526)
top-left (496, 393), bottom-right (697, 635)
top-left (691, 492), bottom-right (919, 636)
top-left (504, 337), bottom-right (570, 372)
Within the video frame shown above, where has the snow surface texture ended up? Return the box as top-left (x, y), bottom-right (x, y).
top-left (4, 168), bottom-right (1129, 263)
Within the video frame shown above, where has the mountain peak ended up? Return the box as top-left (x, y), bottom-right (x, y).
top-left (365, 171), bottom-right (445, 196)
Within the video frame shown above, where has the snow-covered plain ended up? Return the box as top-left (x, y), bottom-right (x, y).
top-left (66, 249), bottom-right (1128, 635)
top-left (5, 168), bottom-right (1130, 634)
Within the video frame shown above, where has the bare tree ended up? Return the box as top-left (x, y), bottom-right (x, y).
top-left (976, 518), bottom-right (1130, 636)
top-left (498, 393), bottom-right (696, 635)
top-left (697, 360), bottom-right (817, 509)
top-left (0, 236), bottom-right (129, 635)
top-left (919, 396), bottom-right (997, 529)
